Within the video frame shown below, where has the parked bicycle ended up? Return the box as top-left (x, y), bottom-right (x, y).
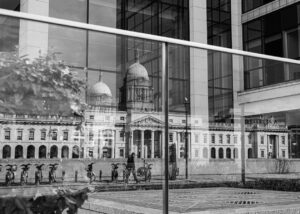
top-left (48, 163), bottom-right (58, 184)
top-left (122, 163), bottom-right (130, 184)
top-left (111, 163), bottom-right (120, 182)
top-left (5, 164), bottom-right (17, 186)
top-left (137, 160), bottom-right (152, 182)
top-left (86, 162), bottom-right (96, 183)
top-left (35, 164), bottom-right (44, 185)
top-left (20, 164), bottom-right (31, 185)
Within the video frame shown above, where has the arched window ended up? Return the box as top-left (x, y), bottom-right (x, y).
top-left (203, 148), bottom-right (208, 158)
top-left (72, 146), bottom-right (79, 158)
top-left (211, 147), bottom-right (216, 159)
top-left (3, 145), bottom-right (11, 159)
top-left (50, 145), bottom-right (58, 158)
top-left (62, 146), bottom-right (69, 158)
top-left (226, 148), bottom-right (231, 159)
top-left (219, 148), bottom-right (224, 159)
top-left (27, 145), bottom-right (35, 159)
top-left (15, 145), bottom-right (23, 159)
top-left (248, 148), bottom-right (253, 159)
top-left (234, 148), bottom-right (238, 159)
top-left (39, 145), bottom-right (47, 158)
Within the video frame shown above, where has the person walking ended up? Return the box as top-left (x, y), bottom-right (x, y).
top-left (126, 152), bottom-right (139, 183)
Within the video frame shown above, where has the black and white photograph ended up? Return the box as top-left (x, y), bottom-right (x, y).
top-left (0, 0), bottom-right (300, 213)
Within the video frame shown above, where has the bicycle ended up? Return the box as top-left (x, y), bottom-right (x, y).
top-left (122, 163), bottom-right (130, 184)
top-left (35, 164), bottom-right (44, 185)
top-left (85, 162), bottom-right (96, 183)
top-left (48, 163), bottom-right (58, 184)
top-left (5, 164), bottom-right (17, 186)
top-left (20, 164), bottom-right (31, 185)
top-left (111, 163), bottom-right (119, 182)
top-left (137, 160), bottom-right (152, 182)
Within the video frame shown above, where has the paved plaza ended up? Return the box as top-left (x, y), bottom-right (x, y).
top-left (81, 187), bottom-right (300, 214)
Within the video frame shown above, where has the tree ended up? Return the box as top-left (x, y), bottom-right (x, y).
top-left (0, 51), bottom-right (86, 116)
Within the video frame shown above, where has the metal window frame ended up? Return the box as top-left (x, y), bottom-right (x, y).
top-left (1, 9), bottom-right (300, 65)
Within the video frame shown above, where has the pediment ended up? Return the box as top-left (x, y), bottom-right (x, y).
top-left (131, 115), bottom-right (164, 127)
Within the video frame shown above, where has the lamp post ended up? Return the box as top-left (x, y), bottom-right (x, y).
top-left (184, 97), bottom-right (190, 179)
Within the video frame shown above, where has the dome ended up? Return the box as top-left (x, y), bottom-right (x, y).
top-left (90, 81), bottom-right (112, 97)
top-left (127, 62), bottom-right (149, 81)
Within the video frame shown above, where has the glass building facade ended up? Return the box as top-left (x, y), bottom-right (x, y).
top-left (243, 3), bottom-right (300, 89)
top-left (2, 1), bottom-right (300, 213)
top-left (207, 0), bottom-right (233, 122)
top-left (242, 0), bottom-right (275, 13)
top-left (48, 0), bottom-right (190, 112)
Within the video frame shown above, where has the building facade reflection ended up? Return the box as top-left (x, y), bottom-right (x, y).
top-left (0, 58), bottom-right (289, 160)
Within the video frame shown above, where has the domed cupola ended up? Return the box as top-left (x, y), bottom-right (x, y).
top-left (119, 50), bottom-right (154, 112)
top-left (126, 50), bottom-right (149, 83)
top-left (88, 73), bottom-right (112, 106)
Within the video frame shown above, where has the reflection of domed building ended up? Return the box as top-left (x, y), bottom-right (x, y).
top-left (119, 51), bottom-right (154, 112)
top-left (88, 74), bottom-right (112, 107)
top-left (0, 52), bottom-right (289, 161)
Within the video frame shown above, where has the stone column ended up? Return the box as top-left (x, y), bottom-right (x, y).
top-left (46, 144), bottom-right (50, 159)
top-left (68, 146), bottom-right (72, 159)
top-left (189, 0), bottom-right (209, 137)
top-left (58, 146), bottom-right (62, 159)
top-left (135, 145), bottom-right (138, 157)
top-left (144, 146), bottom-right (148, 159)
top-left (141, 130), bottom-right (144, 158)
top-left (161, 132), bottom-right (165, 159)
top-left (0, 146), bottom-right (2, 159)
top-left (231, 0), bottom-right (244, 163)
top-left (188, 133), bottom-right (192, 159)
top-left (177, 133), bottom-right (181, 158)
top-left (151, 131), bottom-right (155, 158)
top-left (111, 131), bottom-right (116, 159)
top-left (11, 145), bottom-right (16, 159)
top-left (98, 138), bottom-right (102, 159)
top-left (216, 148), bottom-right (219, 159)
top-left (20, 0), bottom-right (50, 59)
top-left (34, 146), bottom-right (38, 159)
top-left (130, 131), bottom-right (134, 154)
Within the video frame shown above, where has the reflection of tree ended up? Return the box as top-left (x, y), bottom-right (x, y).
top-left (0, 52), bottom-right (86, 116)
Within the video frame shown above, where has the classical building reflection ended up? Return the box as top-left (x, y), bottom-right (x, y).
top-left (0, 56), bottom-right (289, 160)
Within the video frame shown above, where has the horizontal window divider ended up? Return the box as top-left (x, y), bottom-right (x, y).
top-left (1, 9), bottom-right (300, 65)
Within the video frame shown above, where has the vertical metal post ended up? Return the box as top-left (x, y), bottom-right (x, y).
top-left (85, 0), bottom-right (90, 102)
top-left (184, 98), bottom-right (189, 179)
top-left (289, 130), bottom-right (292, 159)
top-left (241, 104), bottom-right (246, 185)
top-left (162, 42), bottom-right (169, 214)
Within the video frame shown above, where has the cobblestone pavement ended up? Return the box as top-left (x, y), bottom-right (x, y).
top-left (85, 187), bottom-right (300, 213)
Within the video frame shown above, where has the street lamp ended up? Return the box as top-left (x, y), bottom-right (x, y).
top-left (184, 97), bottom-right (190, 179)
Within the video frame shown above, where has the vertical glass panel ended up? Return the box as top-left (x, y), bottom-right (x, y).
top-left (35, 0), bottom-right (190, 40)
top-left (242, 0), bottom-right (275, 13)
top-left (0, 16), bottom-right (19, 52)
top-left (49, 0), bottom-right (87, 22)
top-left (244, 55), bottom-right (300, 89)
top-left (0, 0), bottom-right (20, 11)
top-left (0, 15), bottom-right (164, 213)
top-left (207, 0), bottom-right (232, 48)
top-left (208, 51), bottom-right (233, 122)
top-left (168, 46), bottom-right (245, 212)
top-left (89, 0), bottom-right (118, 27)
